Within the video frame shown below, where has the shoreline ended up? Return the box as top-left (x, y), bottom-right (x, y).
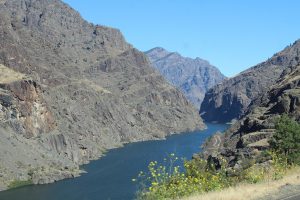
top-left (0, 125), bottom-right (205, 192)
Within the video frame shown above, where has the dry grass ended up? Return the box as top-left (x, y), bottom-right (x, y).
top-left (182, 167), bottom-right (300, 200)
top-left (0, 64), bottom-right (26, 84)
top-left (78, 79), bottom-right (111, 94)
top-left (247, 138), bottom-right (269, 148)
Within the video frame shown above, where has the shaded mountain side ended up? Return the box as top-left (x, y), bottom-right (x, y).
top-left (0, 0), bottom-right (205, 190)
top-left (200, 40), bottom-right (300, 123)
top-left (202, 65), bottom-right (300, 169)
top-left (146, 47), bottom-right (226, 109)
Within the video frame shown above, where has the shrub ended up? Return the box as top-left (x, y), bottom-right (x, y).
top-left (269, 151), bottom-right (288, 180)
top-left (238, 152), bottom-right (289, 184)
top-left (134, 154), bottom-right (234, 200)
top-left (135, 115), bottom-right (300, 199)
top-left (269, 115), bottom-right (300, 164)
top-left (134, 151), bottom-right (293, 200)
top-left (135, 154), bottom-right (188, 199)
top-left (242, 165), bottom-right (266, 183)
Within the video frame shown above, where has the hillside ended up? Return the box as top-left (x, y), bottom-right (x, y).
top-left (200, 40), bottom-right (300, 122)
top-left (146, 47), bottom-right (226, 109)
top-left (0, 0), bottom-right (204, 190)
top-left (202, 64), bottom-right (300, 169)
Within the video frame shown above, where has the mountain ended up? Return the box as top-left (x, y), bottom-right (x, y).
top-left (145, 47), bottom-right (226, 109)
top-left (202, 64), bottom-right (300, 169)
top-left (0, 0), bottom-right (204, 190)
top-left (200, 40), bottom-right (300, 122)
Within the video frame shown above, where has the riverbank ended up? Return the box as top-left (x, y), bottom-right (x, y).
top-left (182, 166), bottom-right (300, 200)
top-left (0, 124), bottom-right (205, 192)
top-left (0, 124), bottom-right (227, 200)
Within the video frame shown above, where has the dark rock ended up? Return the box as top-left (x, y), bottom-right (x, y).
top-left (0, 0), bottom-right (205, 190)
top-left (204, 64), bottom-right (300, 167)
top-left (0, 77), bottom-right (56, 138)
top-left (207, 155), bottom-right (221, 170)
top-left (200, 40), bottom-right (300, 122)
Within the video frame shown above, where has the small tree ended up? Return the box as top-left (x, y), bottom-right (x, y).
top-left (269, 115), bottom-right (300, 164)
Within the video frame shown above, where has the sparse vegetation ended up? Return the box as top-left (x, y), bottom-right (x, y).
top-left (183, 166), bottom-right (300, 200)
top-left (8, 179), bottom-right (33, 190)
top-left (0, 64), bottom-right (26, 84)
top-left (134, 115), bottom-right (300, 199)
top-left (134, 153), bottom-right (290, 200)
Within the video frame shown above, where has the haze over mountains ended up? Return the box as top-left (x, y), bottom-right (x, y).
top-left (0, 0), bottom-right (204, 190)
top-left (146, 47), bottom-right (226, 109)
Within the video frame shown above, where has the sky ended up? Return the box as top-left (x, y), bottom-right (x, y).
top-left (63, 0), bottom-right (300, 77)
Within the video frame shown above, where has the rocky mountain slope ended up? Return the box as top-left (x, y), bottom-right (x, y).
top-left (200, 40), bottom-right (300, 122)
top-left (0, 0), bottom-right (204, 190)
top-left (146, 47), bottom-right (226, 109)
top-left (203, 63), bottom-right (300, 169)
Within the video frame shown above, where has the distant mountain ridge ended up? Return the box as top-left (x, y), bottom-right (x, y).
top-left (200, 40), bottom-right (300, 122)
top-left (146, 47), bottom-right (226, 108)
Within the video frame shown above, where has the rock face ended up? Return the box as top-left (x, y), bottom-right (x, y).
top-left (0, 0), bottom-right (205, 190)
top-left (0, 66), bottom-right (56, 138)
top-left (200, 40), bottom-right (300, 123)
top-left (146, 47), bottom-right (226, 109)
top-left (203, 64), bottom-right (300, 169)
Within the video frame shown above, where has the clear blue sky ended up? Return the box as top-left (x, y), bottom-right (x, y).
top-left (63, 0), bottom-right (300, 77)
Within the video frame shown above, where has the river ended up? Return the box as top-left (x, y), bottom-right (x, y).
top-left (0, 123), bottom-right (228, 200)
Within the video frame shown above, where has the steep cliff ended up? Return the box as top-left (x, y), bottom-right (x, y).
top-left (146, 47), bottom-right (226, 109)
top-left (202, 64), bottom-right (300, 169)
top-left (0, 0), bottom-right (204, 190)
top-left (200, 40), bottom-right (300, 122)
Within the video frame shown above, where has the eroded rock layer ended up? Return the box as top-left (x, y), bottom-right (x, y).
top-left (0, 0), bottom-right (204, 190)
top-left (203, 64), bottom-right (300, 170)
top-left (200, 40), bottom-right (300, 122)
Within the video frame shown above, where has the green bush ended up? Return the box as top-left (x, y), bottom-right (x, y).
top-left (269, 115), bottom-right (300, 164)
top-left (134, 154), bottom-right (235, 200)
top-left (241, 164), bottom-right (266, 183)
top-left (270, 151), bottom-right (288, 180)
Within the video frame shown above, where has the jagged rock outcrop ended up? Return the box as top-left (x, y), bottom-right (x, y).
top-left (0, 66), bottom-right (56, 138)
top-left (203, 64), bottom-right (300, 170)
top-left (146, 47), bottom-right (226, 109)
top-left (200, 40), bottom-right (300, 122)
top-left (0, 0), bottom-right (205, 190)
